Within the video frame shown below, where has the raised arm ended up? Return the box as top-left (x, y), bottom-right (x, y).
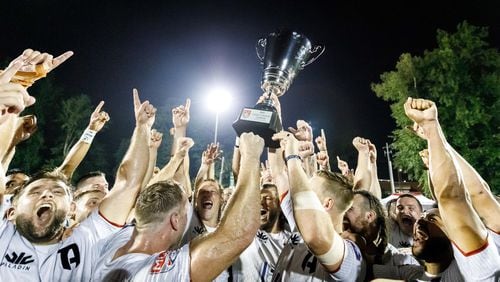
top-left (55, 101), bottom-right (109, 179)
top-left (315, 129), bottom-right (331, 171)
top-left (368, 142), bottom-right (382, 199)
top-left (412, 122), bottom-right (500, 232)
top-left (170, 99), bottom-right (192, 196)
top-left (273, 131), bottom-right (343, 272)
top-left (352, 137), bottom-right (372, 191)
top-left (2, 115), bottom-right (37, 170)
top-left (98, 89), bottom-right (153, 225)
top-left (141, 129), bottom-right (163, 188)
top-left (193, 143), bottom-right (220, 196)
top-left (404, 97), bottom-right (487, 253)
top-left (190, 132), bottom-right (263, 281)
top-left (148, 137), bottom-right (194, 197)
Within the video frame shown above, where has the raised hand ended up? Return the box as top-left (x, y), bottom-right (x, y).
top-left (298, 141), bottom-right (314, 159)
top-left (272, 130), bottom-right (300, 158)
top-left (352, 136), bottom-right (370, 153)
top-left (316, 151), bottom-right (330, 169)
top-left (133, 89), bottom-right (156, 127)
top-left (239, 132), bottom-right (265, 159)
top-left (315, 129), bottom-right (328, 152)
top-left (403, 97), bottom-right (437, 125)
top-left (172, 98), bottom-right (191, 129)
top-left (257, 93), bottom-right (281, 118)
top-left (11, 115), bottom-right (37, 146)
top-left (406, 121), bottom-right (427, 140)
top-left (260, 160), bottom-right (274, 185)
top-left (288, 120), bottom-right (313, 142)
top-left (0, 60), bottom-right (36, 122)
top-left (337, 156), bottom-right (350, 176)
top-left (8, 49), bottom-right (73, 87)
top-left (149, 129), bottom-right (163, 149)
top-left (202, 143), bottom-right (220, 165)
top-left (88, 101), bottom-right (110, 132)
top-left (176, 137), bottom-right (194, 157)
top-left (12, 49), bottom-right (73, 72)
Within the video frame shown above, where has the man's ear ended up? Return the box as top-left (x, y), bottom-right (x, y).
top-left (366, 210), bottom-right (376, 223)
top-left (6, 207), bottom-right (15, 221)
top-left (323, 197), bottom-right (334, 211)
top-left (170, 212), bottom-right (180, 231)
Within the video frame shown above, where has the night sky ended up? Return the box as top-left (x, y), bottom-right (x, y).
top-left (1, 1), bottom-right (499, 179)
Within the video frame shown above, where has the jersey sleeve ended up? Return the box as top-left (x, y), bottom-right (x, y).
top-left (75, 210), bottom-right (123, 242)
top-left (280, 192), bottom-right (297, 232)
top-left (329, 239), bottom-right (366, 281)
top-left (452, 234), bottom-right (500, 281)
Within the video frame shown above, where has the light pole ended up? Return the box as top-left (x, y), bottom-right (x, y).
top-left (383, 142), bottom-right (396, 194)
top-left (207, 87), bottom-right (231, 186)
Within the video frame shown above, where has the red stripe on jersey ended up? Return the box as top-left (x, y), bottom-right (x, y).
top-left (98, 210), bottom-right (125, 228)
top-left (452, 234), bottom-right (489, 257)
top-left (280, 191), bottom-right (289, 203)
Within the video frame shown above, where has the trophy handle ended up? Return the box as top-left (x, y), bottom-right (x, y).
top-left (256, 38), bottom-right (267, 62)
top-left (302, 45), bottom-right (325, 68)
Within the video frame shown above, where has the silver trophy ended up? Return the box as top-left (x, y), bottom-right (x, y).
top-left (233, 30), bottom-right (324, 147)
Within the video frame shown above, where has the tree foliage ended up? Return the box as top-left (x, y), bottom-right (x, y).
top-left (9, 77), bottom-right (111, 182)
top-left (372, 22), bottom-right (500, 195)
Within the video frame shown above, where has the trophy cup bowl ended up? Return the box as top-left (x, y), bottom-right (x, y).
top-left (233, 29), bottom-right (324, 148)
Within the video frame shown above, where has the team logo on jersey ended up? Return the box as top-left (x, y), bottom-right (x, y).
top-left (289, 233), bottom-right (301, 247)
top-left (150, 249), bottom-right (180, 274)
top-left (194, 225), bottom-right (205, 235)
top-left (58, 243), bottom-right (81, 270)
top-left (0, 251), bottom-right (34, 271)
top-left (257, 230), bottom-right (269, 243)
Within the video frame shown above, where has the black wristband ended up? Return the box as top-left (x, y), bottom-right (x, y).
top-left (285, 154), bottom-right (302, 163)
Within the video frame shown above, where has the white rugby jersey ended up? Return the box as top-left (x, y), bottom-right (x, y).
top-left (389, 222), bottom-right (413, 251)
top-left (274, 192), bottom-right (366, 282)
top-left (487, 228), bottom-right (500, 253)
top-left (92, 225), bottom-right (190, 281)
top-left (452, 234), bottom-right (500, 282)
top-left (231, 229), bottom-right (290, 281)
top-left (0, 210), bottom-right (120, 281)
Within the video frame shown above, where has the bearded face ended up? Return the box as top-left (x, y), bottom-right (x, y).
top-left (12, 178), bottom-right (71, 243)
top-left (412, 209), bottom-right (451, 262)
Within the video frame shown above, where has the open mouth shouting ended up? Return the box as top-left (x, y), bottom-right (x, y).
top-left (202, 200), bottom-right (213, 210)
top-left (34, 202), bottom-right (55, 225)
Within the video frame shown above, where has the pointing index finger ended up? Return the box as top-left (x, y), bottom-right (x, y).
top-left (185, 98), bottom-right (191, 112)
top-left (93, 101), bottom-right (105, 114)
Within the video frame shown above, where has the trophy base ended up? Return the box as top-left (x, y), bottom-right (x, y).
top-left (232, 104), bottom-right (282, 148)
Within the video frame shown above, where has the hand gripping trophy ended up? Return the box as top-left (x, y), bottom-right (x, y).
top-left (233, 29), bottom-right (324, 147)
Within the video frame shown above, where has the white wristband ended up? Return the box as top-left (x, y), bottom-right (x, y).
top-left (80, 129), bottom-right (97, 144)
top-left (315, 233), bottom-right (345, 266)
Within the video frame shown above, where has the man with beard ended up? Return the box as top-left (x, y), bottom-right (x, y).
top-left (271, 130), bottom-right (365, 282)
top-left (231, 183), bottom-right (290, 281)
top-left (373, 98), bottom-right (500, 281)
top-left (389, 194), bottom-right (422, 251)
top-left (0, 86), bottom-right (154, 281)
top-left (92, 132), bottom-right (264, 281)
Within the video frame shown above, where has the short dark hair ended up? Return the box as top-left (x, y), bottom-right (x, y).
top-left (135, 180), bottom-right (185, 226)
top-left (75, 171), bottom-right (106, 189)
top-left (397, 194), bottom-right (423, 212)
top-left (12, 170), bottom-right (72, 204)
